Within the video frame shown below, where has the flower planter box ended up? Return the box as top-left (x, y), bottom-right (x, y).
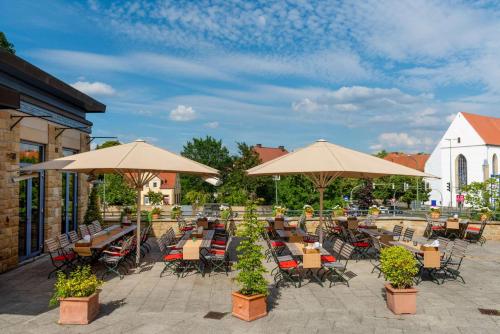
top-left (385, 284), bottom-right (417, 315)
top-left (152, 214), bottom-right (160, 219)
top-left (232, 292), bottom-right (267, 322)
top-left (305, 212), bottom-right (313, 218)
top-left (58, 292), bottom-right (100, 325)
top-left (430, 212), bottom-right (440, 219)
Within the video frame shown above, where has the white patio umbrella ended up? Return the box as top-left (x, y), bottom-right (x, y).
top-left (22, 139), bottom-right (218, 265)
top-left (247, 139), bottom-right (436, 243)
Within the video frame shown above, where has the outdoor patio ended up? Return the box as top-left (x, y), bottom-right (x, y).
top-left (1, 239), bottom-right (500, 334)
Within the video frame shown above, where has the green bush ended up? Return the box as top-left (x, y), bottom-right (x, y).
top-left (380, 246), bottom-right (418, 289)
top-left (49, 266), bottom-right (103, 306)
top-left (84, 186), bottom-right (102, 225)
top-left (235, 201), bottom-right (268, 296)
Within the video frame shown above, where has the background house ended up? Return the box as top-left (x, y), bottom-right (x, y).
top-left (425, 112), bottom-right (500, 207)
top-left (140, 173), bottom-right (181, 206)
top-left (0, 50), bottom-right (105, 272)
top-left (383, 152), bottom-right (429, 172)
top-left (252, 144), bottom-right (288, 163)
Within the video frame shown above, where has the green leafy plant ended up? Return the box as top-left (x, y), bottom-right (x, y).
top-left (235, 201), bottom-right (268, 296)
top-left (220, 204), bottom-right (232, 220)
top-left (84, 186), bottom-right (102, 225)
top-left (332, 205), bottom-right (345, 216)
top-left (170, 204), bottom-right (182, 219)
top-left (273, 205), bottom-right (287, 217)
top-left (147, 190), bottom-right (164, 207)
top-left (368, 205), bottom-right (380, 215)
top-left (380, 246), bottom-right (418, 289)
top-left (49, 266), bottom-right (103, 306)
top-left (151, 207), bottom-right (162, 215)
top-left (303, 204), bottom-right (314, 215)
top-left (429, 206), bottom-right (441, 214)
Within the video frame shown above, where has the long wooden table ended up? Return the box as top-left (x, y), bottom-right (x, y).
top-left (359, 228), bottom-right (395, 245)
top-left (276, 228), bottom-right (307, 240)
top-left (73, 224), bottom-right (136, 256)
top-left (175, 229), bottom-right (215, 249)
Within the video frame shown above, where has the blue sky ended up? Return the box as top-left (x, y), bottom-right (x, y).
top-left (1, 0), bottom-right (500, 154)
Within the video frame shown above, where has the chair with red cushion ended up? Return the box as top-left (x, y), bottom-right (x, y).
top-left (99, 237), bottom-right (134, 279)
top-left (203, 237), bottom-right (231, 276)
top-left (268, 245), bottom-right (301, 288)
top-left (463, 220), bottom-right (487, 245)
top-left (347, 229), bottom-right (372, 260)
top-left (323, 243), bottom-right (357, 287)
top-left (45, 238), bottom-right (74, 279)
top-left (156, 236), bottom-right (183, 277)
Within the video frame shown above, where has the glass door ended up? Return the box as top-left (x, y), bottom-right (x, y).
top-left (19, 142), bottom-right (45, 260)
top-left (61, 149), bottom-right (78, 234)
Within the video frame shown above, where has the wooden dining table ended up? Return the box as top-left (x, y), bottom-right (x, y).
top-left (285, 242), bottom-right (332, 286)
top-left (73, 224), bottom-right (137, 256)
top-left (359, 228), bottom-right (395, 245)
top-left (276, 228), bottom-right (307, 241)
top-left (175, 229), bottom-right (215, 259)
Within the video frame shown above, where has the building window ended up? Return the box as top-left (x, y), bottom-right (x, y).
top-left (163, 195), bottom-right (170, 205)
top-left (456, 154), bottom-right (467, 190)
top-left (61, 149), bottom-right (78, 234)
top-left (144, 196), bottom-right (150, 205)
top-left (493, 154), bottom-right (498, 176)
top-left (152, 182), bottom-right (157, 188)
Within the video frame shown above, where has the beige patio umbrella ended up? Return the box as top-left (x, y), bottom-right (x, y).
top-left (247, 139), bottom-right (435, 243)
top-left (22, 139), bottom-right (218, 265)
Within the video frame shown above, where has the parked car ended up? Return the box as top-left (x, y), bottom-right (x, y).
top-left (379, 206), bottom-right (389, 214)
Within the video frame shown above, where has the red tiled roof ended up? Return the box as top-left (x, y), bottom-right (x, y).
top-left (383, 153), bottom-right (429, 172)
top-left (158, 173), bottom-right (177, 189)
top-left (461, 112), bottom-right (500, 146)
top-left (252, 144), bottom-right (288, 163)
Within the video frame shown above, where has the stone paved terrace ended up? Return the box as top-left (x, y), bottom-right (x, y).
top-left (1, 239), bottom-right (500, 334)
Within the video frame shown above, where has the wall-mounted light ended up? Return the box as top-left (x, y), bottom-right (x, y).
top-left (6, 152), bottom-right (16, 160)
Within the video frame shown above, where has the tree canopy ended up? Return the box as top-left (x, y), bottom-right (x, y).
top-left (0, 32), bottom-right (15, 54)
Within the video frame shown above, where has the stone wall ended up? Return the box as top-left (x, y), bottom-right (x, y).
top-left (0, 110), bottom-right (20, 272)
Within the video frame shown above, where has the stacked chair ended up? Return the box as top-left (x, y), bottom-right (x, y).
top-left (322, 238), bottom-right (357, 287)
top-left (45, 237), bottom-right (77, 278)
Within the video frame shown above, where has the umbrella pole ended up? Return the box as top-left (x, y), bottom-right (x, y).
top-left (136, 188), bottom-right (141, 267)
top-left (319, 187), bottom-right (324, 244)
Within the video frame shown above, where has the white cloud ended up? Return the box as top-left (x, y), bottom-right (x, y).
top-left (370, 132), bottom-right (435, 152)
top-left (204, 121), bottom-right (219, 129)
top-left (71, 81), bottom-right (116, 96)
top-left (169, 105), bottom-right (196, 121)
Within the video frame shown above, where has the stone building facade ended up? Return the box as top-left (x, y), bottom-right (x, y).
top-left (0, 50), bottom-right (105, 272)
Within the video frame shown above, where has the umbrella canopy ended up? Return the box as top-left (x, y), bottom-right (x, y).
top-left (22, 139), bottom-right (218, 265)
top-left (247, 139), bottom-right (436, 242)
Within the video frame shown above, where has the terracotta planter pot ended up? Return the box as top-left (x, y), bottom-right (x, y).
top-left (430, 212), bottom-right (440, 219)
top-left (385, 284), bottom-right (417, 315)
top-left (152, 214), bottom-right (160, 219)
top-left (480, 214), bottom-right (489, 222)
top-left (305, 212), bottom-right (313, 218)
top-left (58, 292), bottom-right (100, 325)
top-left (232, 292), bottom-right (267, 322)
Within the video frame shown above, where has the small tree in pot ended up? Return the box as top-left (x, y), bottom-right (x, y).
top-left (380, 246), bottom-right (419, 314)
top-left (50, 266), bottom-right (103, 324)
top-left (232, 201), bottom-right (268, 322)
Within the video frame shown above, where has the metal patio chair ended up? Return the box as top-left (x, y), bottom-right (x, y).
top-left (402, 228), bottom-right (415, 242)
top-left (45, 238), bottom-right (76, 278)
top-left (68, 230), bottom-right (79, 244)
top-left (79, 224), bottom-right (90, 238)
top-left (392, 225), bottom-right (403, 241)
top-left (322, 242), bottom-right (357, 287)
top-left (99, 237), bottom-right (134, 279)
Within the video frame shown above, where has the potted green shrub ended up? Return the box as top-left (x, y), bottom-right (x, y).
top-left (479, 207), bottom-right (492, 221)
top-left (332, 205), bottom-right (345, 217)
top-left (303, 204), bottom-right (314, 218)
top-left (429, 206), bottom-right (441, 219)
top-left (380, 246), bottom-right (419, 314)
top-left (368, 205), bottom-right (380, 216)
top-left (232, 201), bottom-right (268, 322)
top-left (170, 204), bottom-right (182, 219)
top-left (151, 207), bottom-right (162, 219)
top-left (220, 204), bottom-right (232, 221)
top-left (273, 205), bottom-right (286, 218)
top-left (50, 266), bottom-right (103, 324)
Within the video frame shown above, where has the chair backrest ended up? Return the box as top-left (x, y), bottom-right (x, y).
top-left (79, 224), bottom-right (90, 238)
top-left (45, 238), bottom-right (60, 254)
top-left (371, 237), bottom-right (381, 252)
top-left (228, 220), bottom-right (237, 236)
top-left (339, 243), bottom-right (355, 261)
top-left (403, 228), bottom-right (415, 242)
top-left (437, 237), bottom-right (450, 251)
top-left (57, 234), bottom-right (70, 249)
top-left (92, 220), bottom-right (102, 232)
top-left (393, 225), bottom-right (403, 238)
top-left (68, 230), bottom-right (79, 243)
top-left (87, 224), bottom-right (97, 236)
top-left (297, 214), bottom-right (306, 230)
top-left (333, 239), bottom-right (344, 256)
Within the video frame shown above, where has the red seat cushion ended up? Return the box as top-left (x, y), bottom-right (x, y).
top-left (467, 226), bottom-right (480, 231)
top-left (353, 242), bottom-right (370, 248)
top-left (279, 260), bottom-right (298, 269)
top-left (432, 226), bottom-right (444, 230)
top-left (213, 224), bottom-right (225, 229)
top-left (212, 239), bottom-right (227, 246)
top-left (180, 227), bottom-right (194, 232)
top-left (271, 241), bottom-right (285, 248)
top-left (53, 253), bottom-right (76, 262)
top-left (321, 255), bottom-right (336, 263)
top-left (164, 253), bottom-right (182, 261)
top-left (210, 249), bottom-right (225, 255)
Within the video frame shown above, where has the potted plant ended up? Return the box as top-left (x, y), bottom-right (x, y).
top-left (332, 205), bottom-right (345, 217)
top-left (170, 204), bottom-right (182, 219)
top-left (380, 246), bottom-right (419, 315)
top-left (232, 201), bottom-right (268, 322)
top-left (273, 205), bottom-right (287, 218)
top-left (151, 207), bottom-right (162, 219)
top-left (368, 205), bottom-right (381, 216)
top-left (50, 266), bottom-right (103, 325)
top-left (429, 206), bottom-right (441, 219)
top-left (120, 207), bottom-right (133, 225)
top-left (479, 207), bottom-right (492, 221)
top-left (303, 204), bottom-right (314, 218)
top-left (220, 204), bottom-right (232, 221)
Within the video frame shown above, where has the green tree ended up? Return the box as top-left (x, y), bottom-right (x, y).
top-left (357, 179), bottom-right (374, 208)
top-left (84, 185), bottom-right (102, 224)
top-left (235, 201), bottom-right (268, 296)
top-left (146, 190), bottom-right (164, 206)
top-left (0, 32), bottom-right (15, 54)
top-left (374, 150), bottom-right (388, 158)
top-left (180, 136), bottom-right (232, 202)
top-left (463, 179), bottom-right (499, 209)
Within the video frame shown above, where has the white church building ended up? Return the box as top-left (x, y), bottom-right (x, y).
top-left (425, 112), bottom-right (499, 207)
